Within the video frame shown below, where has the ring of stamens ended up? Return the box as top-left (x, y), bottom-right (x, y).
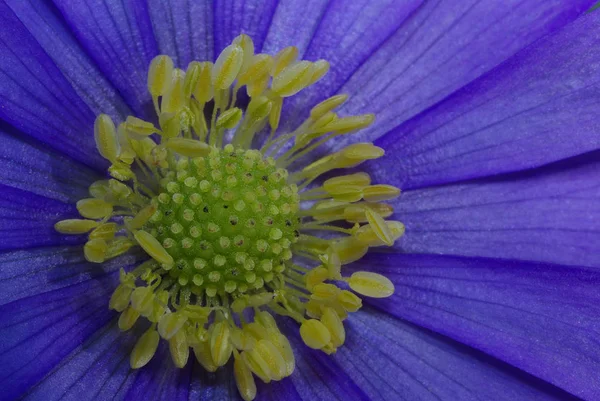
top-left (55, 34), bottom-right (404, 401)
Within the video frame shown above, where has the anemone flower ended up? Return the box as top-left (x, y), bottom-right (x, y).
top-left (1, 0), bottom-right (600, 400)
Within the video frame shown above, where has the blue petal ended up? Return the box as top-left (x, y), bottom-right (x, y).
top-left (349, 253), bottom-right (600, 399)
top-left (213, 0), bottom-right (278, 55)
top-left (0, 272), bottom-right (119, 400)
top-left (386, 152), bottom-right (600, 268)
top-left (374, 8), bottom-right (600, 189)
top-left (335, 307), bottom-right (576, 401)
top-left (270, 0), bottom-right (423, 131)
top-left (0, 247), bottom-right (139, 306)
top-left (0, 186), bottom-right (85, 252)
top-left (0, 2), bottom-right (105, 169)
top-left (0, 124), bottom-right (100, 202)
top-left (147, 0), bottom-right (214, 66)
top-left (53, 0), bottom-right (159, 118)
top-left (5, 0), bottom-right (130, 121)
top-left (329, 0), bottom-right (592, 148)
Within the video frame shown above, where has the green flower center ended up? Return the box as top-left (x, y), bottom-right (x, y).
top-left (146, 145), bottom-right (299, 296)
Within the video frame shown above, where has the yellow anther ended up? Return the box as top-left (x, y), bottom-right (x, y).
top-left (129, 137), bottom-right (157, 163)
top-left (255, 339), bottom-right (286, 380)
top-left (124, 116), bottom-right (158, 139)
top-left (268, 95), bottom-right (283, 132)
top-left (254, 311), bottom-right (278, 330)
top-left (234, 351), bottom-right (257, 401)
top-left (365, 209), bottom-right (394, 246)
top-left (321, 307), bottom-right (345, 348)
top-left (267, 332), bottom-right (295, 376)
top-left (244, 322), bottom-right (269, 340)
top-left (165, 138), bottom-right (211, 157)
top-left (300, 319), bottom-right (331, 349)
top-left (238, 53), bottom-right (273, 85)
top-left (305, 266), bottom-right (329, 290)
top-left (130, 328), bottom-right (160, 369)
top-left (323, 248), bottom-right (342, 279)
top-left (246, 96), bottom-right (272, 123)
top-left (182, 305), bottom-right (211, 321)
top-left (130, 286), bottom-right (155, 316)
top-left (310, 94), bottom-right (349, 120)
top-left (356, 221), bottom-right (405, 247)
top-left (363, 184), bottom-right (401, 202)
top-left (271, 46), bottom-right (298, 76)
top-left (213, 44), bottom-right (244, 90)
top-left (247, 73), bottom-right (270, 97)
top-left (108, 162), bottom-right (134, 181)
top-left (216, 107), bottom-right (243, 129)
top-left (348, 271), bottom-right (395, 298)
top-left (89, 179), bottom-right (111, 199)
top-left (210, 321), bottom-right (233, 366)
top-left (106, 238), bottom-right (134, 259)
top-left (109, 284), bottom-right (133, 312)
top-left (309, 110), bottom-right (337, 132)
top-left (134, 230), bottom-right (174, 266)
top-left (184, 61), bottom-right (202, 98)
top-left (332, 237), bottom-right (368, 264)
top-left (161, 69), bottom-right (186, 113)
top-left (118, 306), bottom-right (140, 331)
top-left (242, 349), bottom-right (271, 383)
top-left (128, 204), bottom-right (157, 230)
top-left (106, 179), bottom-right (133, 203)
top-left (94, 114), bottom-right (120, 163)
top-left (169, 329), bottom-right (190, 368)
top-left (158, 311), bottom-right (188, 339)
top-left (338, 290), bottom-right (362, 312)
top-left (338, 143), bottom-right (384, 166)
top-left (54, 219), bottom-right (100, 234)
top-left (233, 34), bottom-right (255, 74)
top-left (311, 283), bottom-right (340, 301)
top-left (272, 61), bottom-right (313, 97)
top-left (307, 59), bottom-right (330, 86)
top-left (247, 292), bottom-right (274, 307)
top-left (193, 340), bottom-right (218, 372)
top-left (343, 203), bottom-right (393, 223)
top-left (323, 172), bottom-right (371, 192)
top-left (84, 238), bottom-right (108, 263)
top-left (192, 62), bottom-right (214, 102)
top-left (148, 55), bottom-right (174, 97)
top-left (116, 123), bottom-right (136, 164)
top-left (231, 326), bottom-right (256, 351)
top-left (76, 198), bottom-right (113, 219)
top-left (319, 114), bottom-right (375, 134)
top-left (89, 222), bottom-right (117, 241)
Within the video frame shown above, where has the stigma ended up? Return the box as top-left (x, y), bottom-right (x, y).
top-left (55, 34), bottom-right (403, 401)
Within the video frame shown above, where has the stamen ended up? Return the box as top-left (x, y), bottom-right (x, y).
top-left (55, 34), bottom-right (405, 401)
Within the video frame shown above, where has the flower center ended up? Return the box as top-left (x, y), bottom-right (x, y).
top-left (146, 145), bottom-right (299, 296)
top-left (55, 34), bottom-right (404, 401)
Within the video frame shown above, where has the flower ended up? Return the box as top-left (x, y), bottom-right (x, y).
top-left (1, 1), bottom-right (599, 400)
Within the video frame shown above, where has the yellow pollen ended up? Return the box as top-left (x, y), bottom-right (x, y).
top-left (55, 33), bottom-right (404, 401)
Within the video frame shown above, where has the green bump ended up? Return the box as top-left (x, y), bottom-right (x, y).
top-left (145, 146), bottom-right (299, 296)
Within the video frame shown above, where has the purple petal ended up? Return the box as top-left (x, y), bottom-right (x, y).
top-left (387, 153), bottom-right (600, 267)
top-left (334, 0), bottom-right (593, 147)
top-left (350, 253), bottom-right (600, 399)
top-left (5, 0), bottom-right (130, 121)
top-left (0, 185), bottom-right (86, 252)
top-left (147, 0), bottom-right (214, 66)
top-left (212, 0), bottom-right (278, 55)
top-left (375, 8), bottom-right (600, 189)
top-left (339, 308), bottom-right (573, 400)
top-left (270, 0), bottom-right (423, 131)
top-left (0, 124), bottom-right (100, 202)
top-left (0, 247), bottom-right (140, 306)
top-left (0, 3), bottom-right (104, 168)
top-left (53, 0), bottom-right (159, 118)
top-left (0, 272), bottom-right (119, 400)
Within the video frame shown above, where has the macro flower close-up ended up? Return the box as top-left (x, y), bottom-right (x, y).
top-left (1, 0), bottom-right (600, 400)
